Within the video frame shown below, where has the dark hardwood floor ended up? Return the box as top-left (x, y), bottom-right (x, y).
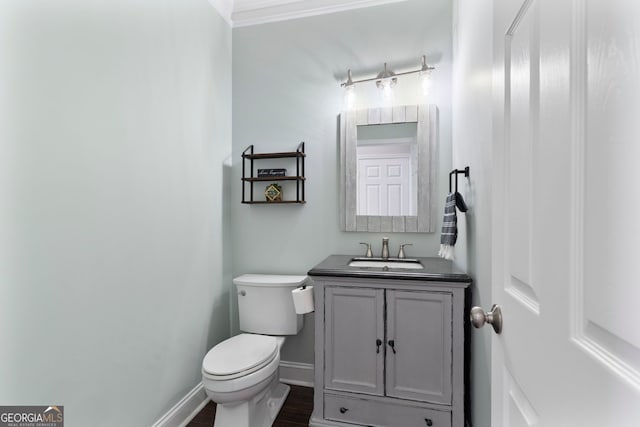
top-left (187, 385), bottom-right (314, 427)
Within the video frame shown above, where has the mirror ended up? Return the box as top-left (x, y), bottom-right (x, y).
top-left (340, 105), bottom-right (437, 233)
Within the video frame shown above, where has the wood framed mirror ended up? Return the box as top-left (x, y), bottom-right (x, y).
top-left (340, 104), bottom-right (437, 232)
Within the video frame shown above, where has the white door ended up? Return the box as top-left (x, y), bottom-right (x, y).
top-left (489, 0), bottom-right (640, 425)
top-left (357, 154), bottom-right (412, 216)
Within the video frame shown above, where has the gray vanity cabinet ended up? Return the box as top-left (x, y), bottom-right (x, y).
top-left (309, 270), bottom-right (470, 427)
top-left (385, 290), bottom-right (452, 404)
top-left (324, 287), bottom-right (452, 403)
top-left (324, 287), bottom-right (385, 395)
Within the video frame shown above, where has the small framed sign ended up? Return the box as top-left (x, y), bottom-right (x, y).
top-left (258, 168), bottom-right (287, 178)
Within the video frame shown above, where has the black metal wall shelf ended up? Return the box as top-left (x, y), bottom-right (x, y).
top-left (241, 142), bottom-right (306, 204)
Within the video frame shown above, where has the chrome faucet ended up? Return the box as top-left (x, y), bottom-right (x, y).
top-left (359, 242), bottom-right (373, 258)
top-left (397, 243), bottom-right (412, 259)
top-left (381, 237), bottom-right (390, 259)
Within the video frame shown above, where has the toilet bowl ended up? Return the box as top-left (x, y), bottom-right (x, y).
top-left (201, 274), bottom-right (308, 427)
top-left (202, 334), bottom-right (289, 427)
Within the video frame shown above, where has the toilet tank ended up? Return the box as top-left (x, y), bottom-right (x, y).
top-left (233, 274), bottom-right (308, 335)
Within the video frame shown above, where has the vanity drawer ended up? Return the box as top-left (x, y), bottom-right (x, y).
top-left (324, 393), bottom-right (451, 427)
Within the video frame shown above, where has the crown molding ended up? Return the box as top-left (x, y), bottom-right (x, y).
top-left (207, 0), bottom-right (234, 26)
top-left (231, 0), bottom-right (410, 28)
top-left (234, 0), bottom-right (304, 13)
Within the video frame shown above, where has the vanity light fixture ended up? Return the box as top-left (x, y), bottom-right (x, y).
top-left (340, 55), bottom-right (435, 94)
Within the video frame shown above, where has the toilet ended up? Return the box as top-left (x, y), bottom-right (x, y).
top-left (201, 274), bottom-right (308, 427)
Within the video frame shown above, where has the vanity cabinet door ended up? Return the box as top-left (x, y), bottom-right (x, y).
top-left (324, 286), bottom-right (385, 395)
top-left (385, 290), bottom-right (452, 404)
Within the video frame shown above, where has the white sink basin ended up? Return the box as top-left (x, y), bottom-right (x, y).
top-left (348, 259), bottom-right (424, 270)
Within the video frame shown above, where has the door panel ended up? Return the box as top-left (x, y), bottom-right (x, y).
top-left (506, 0), bottom-right (540, 314)
top-left (324, 287), bottom-right (384, 395)
top-left (385, 290), bottom-right (452, 404)
top-left (577, 0), bottom-right (640, 386)
top-left (503, 368), bottom-right (539, 427)
top-left (492, 0), bottom-right (640, 424)
top-left (494, 1), bottom-right (545, 423)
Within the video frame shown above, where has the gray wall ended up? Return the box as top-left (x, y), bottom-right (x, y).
top-left (232, 0), bottom-right (453, 364)
top-left (452, 1), bottom-right (493, 426)
top-left (0, 1), bottom-right (232, 426)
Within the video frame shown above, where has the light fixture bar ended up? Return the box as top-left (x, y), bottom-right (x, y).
top-left (340, 55), bottom-right (435, 87)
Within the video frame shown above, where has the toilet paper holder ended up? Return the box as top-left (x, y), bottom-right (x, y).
top-left (291, 284), bottom-right (314, 314)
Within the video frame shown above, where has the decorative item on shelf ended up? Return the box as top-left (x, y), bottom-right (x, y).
top-left (258, 168), bottom-right (287, 178)
top-left (264, 183), bottom-right (283, 202)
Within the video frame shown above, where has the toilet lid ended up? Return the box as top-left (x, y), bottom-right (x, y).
top-left (202, 334), bottom-right (278, 377)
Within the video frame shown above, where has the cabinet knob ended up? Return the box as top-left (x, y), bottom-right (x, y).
top-left (376, 338), bottom-right (382, 353)
top-left (424, 418), bottom-right (433, 426)
top-left (387, 339), bottom-right (396, 354)
top-left (339, 407), bottom-right (349, 414)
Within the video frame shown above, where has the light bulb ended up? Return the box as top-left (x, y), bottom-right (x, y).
top-left (419, 56), bottom-right (433, 95)
top-left (382, 80), bottom-right (393, 95)
top-left (420, 69), bottom-right (432, 95)
top-left (342, 69), bottom-right (357, 110)
top-left (344, 83), bottom-right (356, 110)
top-left (379, 79), bottom-right (395, 105)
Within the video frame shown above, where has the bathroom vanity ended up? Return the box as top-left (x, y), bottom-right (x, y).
top-left (308, 255), bottom-right (471, 427)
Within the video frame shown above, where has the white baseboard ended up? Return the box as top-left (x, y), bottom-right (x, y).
top-left (279, 360), bottom-right (314, 387)
top-left (152, 382), bottom-right (210, 427)
top-left (152, 362), bottom-right (313, 427)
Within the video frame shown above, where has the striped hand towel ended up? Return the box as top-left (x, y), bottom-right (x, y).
top-left (438, 192), bottom-right (457, 260)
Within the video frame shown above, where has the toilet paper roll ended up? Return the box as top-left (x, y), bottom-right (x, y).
top-left (291, 286), bottom-right (314, 314)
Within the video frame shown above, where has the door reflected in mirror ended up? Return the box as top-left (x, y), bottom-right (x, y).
top-left (356, 122), bottom-right (418, 216)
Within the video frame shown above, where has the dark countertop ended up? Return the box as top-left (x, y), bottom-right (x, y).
top-left (308, 254), bottom-right (472, 283)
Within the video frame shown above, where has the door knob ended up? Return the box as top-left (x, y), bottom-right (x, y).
top-left (470, 304), bottom-right (503, 334)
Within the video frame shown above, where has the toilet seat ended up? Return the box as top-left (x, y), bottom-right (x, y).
top-left (202, 346), bottom-right (280, 395)
top-left (202, 334), bottom-right (278, 380)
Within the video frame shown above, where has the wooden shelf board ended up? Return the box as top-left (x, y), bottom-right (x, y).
top-left (242, 176), bottom-right (305, 182)
top-left (241, 200), bottom-right (306, 204)
top-left (243, 152), bottom-right (305, 159)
